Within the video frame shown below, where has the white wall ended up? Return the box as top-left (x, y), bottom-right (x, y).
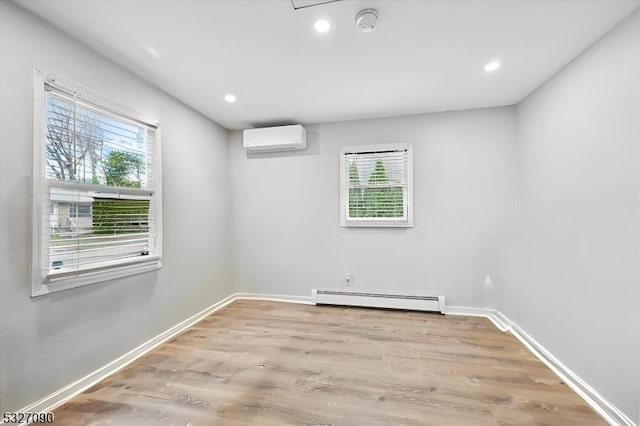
top-left (2, 0), bottom-right (637, 421)
top-left (496, 9), bottom-right (640, 423)
top-left (0, 1), bottom-right (232, 412)
top-left (229, 107), bottom-right (517, 307)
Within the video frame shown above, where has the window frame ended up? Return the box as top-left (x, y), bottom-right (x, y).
top-left (31, 70), bottom-right (163, 297)
top-left (340, 143), bottom-right (414, 228)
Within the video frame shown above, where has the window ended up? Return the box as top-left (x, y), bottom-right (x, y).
top-left (340, 143), bottom-right (413, 227)
top-left (69, 203), bottom-right (92, 218)
top-left (32, 70), bottom-right (162, 296)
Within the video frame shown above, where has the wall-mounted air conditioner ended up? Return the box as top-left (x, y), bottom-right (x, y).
top-left (243, 124), bottom-right (307, 153)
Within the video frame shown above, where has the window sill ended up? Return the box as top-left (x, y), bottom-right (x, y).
top-left (342, 220), bottom-right (413, 228)
top-left (31, 256), bottom-right (162, 297)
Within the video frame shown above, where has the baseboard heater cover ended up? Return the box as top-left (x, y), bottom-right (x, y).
top-left (312, 290), bottom-right (445, 314)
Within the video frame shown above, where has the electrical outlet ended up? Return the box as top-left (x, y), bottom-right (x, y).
top-left (345, 273), bottom-right (352, 287)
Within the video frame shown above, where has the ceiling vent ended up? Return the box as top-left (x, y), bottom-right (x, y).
top-left (291, 0), bottom-right (341, 10)
top-left (355, 8), bottom-right (379, 33)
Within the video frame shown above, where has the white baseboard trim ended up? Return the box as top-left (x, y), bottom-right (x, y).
top-left (8, 292), bottom-right (312, 421)
top-left (234, 292), bottom-right (314, 305)
top-left (10, 294), bottom-right (635, 426)
top-left (12, 293), bottom-right (237, 419)
top-left (509, 323), bottom-right (636, 426)
top-left (447, 305), bottom-right (635, 426)
top-left (446, 306), bottom-right (512, 332)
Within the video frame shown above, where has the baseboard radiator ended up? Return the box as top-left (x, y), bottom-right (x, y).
top-left (312, 290), bottom-right (446, 314)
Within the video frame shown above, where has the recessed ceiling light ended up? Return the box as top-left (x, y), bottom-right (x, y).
top-left (314, 19), bottom-right (331, 33)
top-left (224, 94), bottom-right (236, 103)
top-left (145, 46), bottom-right (161, 59)
top-left (484, 61), bottom-right (501, 72)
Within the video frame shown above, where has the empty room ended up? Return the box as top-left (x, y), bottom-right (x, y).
top-left (0, 0), bottom-right (638, 424)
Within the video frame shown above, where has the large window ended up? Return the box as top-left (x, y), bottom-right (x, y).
top-left (32, 70), bottom-right (162, 296)
top-left (340, 143), bottom-right (413, 227)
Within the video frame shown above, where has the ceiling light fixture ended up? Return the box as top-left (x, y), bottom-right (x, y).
top-left (355, 9), bottom-right (379, 33)
top-left (224, 94), bottom-right (236, 103)
top-left (484, 61), bottom-right (501, 72)
top-left (314, 19), bottom-right (331, 33)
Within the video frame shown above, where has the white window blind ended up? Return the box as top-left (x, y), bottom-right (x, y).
top-left (340, 143), bottom-right (413, 227)
top-left (32, 71), bottom-right (162, 296)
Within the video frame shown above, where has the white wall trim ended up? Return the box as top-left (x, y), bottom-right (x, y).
top-left (8, 293), bottom-right (312, 421)
top-left (447, 305), bottom-right (636, 426)
top-left (234, 292), bottom-right (314, 304)
top-left (10, 295), bottom-right (635, 426)
top-left (9, 293), bottom-right (237, 420)
top-left (509, 322), bottom-right (636, 426)
top-left (446, 306), bottom-right (512, 332)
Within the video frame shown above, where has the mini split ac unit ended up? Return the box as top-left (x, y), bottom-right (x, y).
top-left (243, 124), bottom-right (307, 153)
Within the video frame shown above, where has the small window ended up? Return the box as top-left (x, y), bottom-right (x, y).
top-left (340, 143), bottom-right (413, 227)
top-left (32, 70), bottom-right (162, 296)
top-left (69, 203), bottom-right (92, 218)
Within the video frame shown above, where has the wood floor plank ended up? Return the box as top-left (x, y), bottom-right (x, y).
top-left (53, 300), bottom-right (606, 425)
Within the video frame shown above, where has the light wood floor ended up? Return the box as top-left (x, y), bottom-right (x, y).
top-left (53, 300), bottom-right (606, 425)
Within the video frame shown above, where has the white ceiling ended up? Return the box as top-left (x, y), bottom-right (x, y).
top-left (16, 0), bottom-right (639, 130)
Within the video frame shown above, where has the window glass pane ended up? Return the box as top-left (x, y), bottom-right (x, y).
top-left (34, 74), bottom-right (161, 295)
top-left (46, 187), bottom-right (152, 277)
top-left (345, 150), bottom-right (407, 220)
top-left (45, 90), bottom-right (149, 189)
top-left (77, 204), bottom-right (92, 217)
